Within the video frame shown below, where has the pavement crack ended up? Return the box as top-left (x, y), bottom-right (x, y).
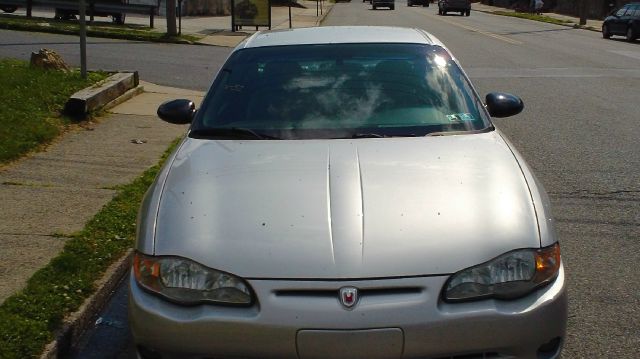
top-left (0, 232), bottom-right (71, 238)
top-left (2, 181), bottom-right (56, 188)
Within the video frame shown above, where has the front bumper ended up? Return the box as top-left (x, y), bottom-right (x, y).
top-left (130, 266), bottom-right (567, 359)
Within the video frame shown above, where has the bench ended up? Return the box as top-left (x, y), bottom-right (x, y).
top-left (0, 0), bottom-right (158, 27)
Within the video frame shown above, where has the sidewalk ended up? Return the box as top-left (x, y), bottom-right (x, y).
top-left (0, 82), bottom-right (203, 305)
top-left (472, 2), bottom-right (604, 30)
top-left (125, 0), bottom-right (333, 46)
top-left (6, 0), bottom-right (333, 47)
top-left (0, 4), bottom-right (329, 354)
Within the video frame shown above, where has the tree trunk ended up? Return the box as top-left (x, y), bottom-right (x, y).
top-left (579, 0), bottom-right (587, 25)
top-left (167, 0), bottom-right (177, 36)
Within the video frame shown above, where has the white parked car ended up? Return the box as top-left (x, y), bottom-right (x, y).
top-left (129, 26), bottom-right (567, 359)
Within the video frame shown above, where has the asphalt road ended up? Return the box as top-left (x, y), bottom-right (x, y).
top-left (5, 2), bottom-right (639, 357)
top-left (0, 30), bottom-right (231, 91)
top-left (328, 4), bottom-right (640, 356)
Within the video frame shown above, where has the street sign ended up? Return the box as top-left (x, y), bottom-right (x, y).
top-left (232, 0), bottom-right (271, 30)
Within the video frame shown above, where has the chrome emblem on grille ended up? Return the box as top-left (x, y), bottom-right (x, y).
top-left (339, 287), bottom-right (359, 309)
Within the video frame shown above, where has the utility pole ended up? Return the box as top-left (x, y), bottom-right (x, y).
top-left (167, 0), bottom-right (177, 36)
top-left (79, 0), bottom-right (87, 79)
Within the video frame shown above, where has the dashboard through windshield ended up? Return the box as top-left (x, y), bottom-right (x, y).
top-left (191, 43), bottom-right (491, 140)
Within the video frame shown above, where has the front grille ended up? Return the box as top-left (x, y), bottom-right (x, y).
top-left (274, 287), bottom-right (423, 297)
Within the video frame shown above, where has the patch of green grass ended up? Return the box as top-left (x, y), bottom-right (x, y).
top-left (0, 14), bottom-right (202, 43)
top-left (0, 59), bottom-right (108, 164)
top-left (0, 137), bottom-right (182, 359)
top-left (492, 10), bottom-right (574, 26)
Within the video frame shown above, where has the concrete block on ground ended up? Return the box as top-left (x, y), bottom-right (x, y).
top-left (65, 72), bottom-right (139, 118)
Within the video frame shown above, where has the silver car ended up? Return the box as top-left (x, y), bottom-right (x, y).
top-left (130, 26), bottom-right (567, 359)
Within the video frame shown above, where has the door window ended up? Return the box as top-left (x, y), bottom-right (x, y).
top-left (623, 5), bottom-right (635, 16)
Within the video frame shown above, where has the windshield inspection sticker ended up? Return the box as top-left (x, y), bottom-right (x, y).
top-left (446, 113), bottom-right (475, 123)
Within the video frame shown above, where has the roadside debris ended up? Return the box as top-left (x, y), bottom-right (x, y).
top-left (30, 49), bottom-right (70, 72)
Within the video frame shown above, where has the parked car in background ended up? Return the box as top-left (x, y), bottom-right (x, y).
top-left (0, 5), bottom-right (17, 12)
top-left (129, 26), bottom-right (567, 359)
top-left (54, 0), bottom-right (127, 24)
top-left (438, 0), bottom-right (471, 15)
top-left (372, 0), bottom-right (395, 9)
top-left (408, 0), bottom-right (429, 7)
top-left (602, 2), bottom-right (640, 42)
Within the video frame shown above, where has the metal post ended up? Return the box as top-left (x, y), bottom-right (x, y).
top-left (231, 0), bottom-right (235, 32)
top-left (320, 0), bottom-right (322, 15)
top-left (79, 0), bottom-right (88, 79)
top-left (316, 0), bottom-right (319, 16)
top-left (288, 0), bottom-right (292, 28)
top-left (268, 0), bottom-right (272, 29)
top-left (178, 0), bottom-right (182, 35)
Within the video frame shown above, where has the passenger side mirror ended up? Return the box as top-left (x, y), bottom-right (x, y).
top-left (485, 92), bottom-right (524, 118)
top-left (157, 99), bottom-right (196, 124)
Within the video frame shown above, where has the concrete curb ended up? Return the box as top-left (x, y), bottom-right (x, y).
top-left (40, 249), bottom-right (134, 359)
top-left (64, 71), bottom-right (140, 119)
top-left (103, 85), bottom-right (145, 112)
top-left (473, 8), bottom-right (601, 33)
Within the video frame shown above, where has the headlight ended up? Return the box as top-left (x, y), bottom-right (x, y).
top-left (443, 243), bottom-right (561, 302)
top-left (133, 252), bottom-right (253, 305)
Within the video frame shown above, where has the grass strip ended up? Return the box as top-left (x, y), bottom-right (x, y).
top-left (0, 59), bottom-right (108, 164)
top-left (0, 137), bottom-right (181, 359)
top-left (491, 10), bottom-right (575, 26)
top-left (0, 14), bottom-right (201, 43)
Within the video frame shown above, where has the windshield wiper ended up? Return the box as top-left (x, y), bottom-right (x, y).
top-left (425, 126), bottom-right (495, 137)
top-left (190, 127), bottom-right (280, 140)
top-left (352, 133), bottom-right (417, 138)
top-left (352, 133), bottom-right (386, 138)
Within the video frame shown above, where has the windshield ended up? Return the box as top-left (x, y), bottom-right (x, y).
top-left (192, 43), bottom-right (491, 139)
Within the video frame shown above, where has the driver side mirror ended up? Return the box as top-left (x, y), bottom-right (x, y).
top-left (157, 99), bottom-right (196, 124)
top-left (485, 92), bottom-right (524, 118)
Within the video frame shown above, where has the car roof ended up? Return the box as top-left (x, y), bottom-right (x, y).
top-left (239, 26), bottom-right (442, 49)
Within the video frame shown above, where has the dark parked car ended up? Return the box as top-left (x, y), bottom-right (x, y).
top-left (1, 5), bottom-right (17, 12)
top-left (438, 0), bottom-right (470, 16)
top-left (602, 2), bottom-right (640, 42)
top-left (54, 0), bottom-right (127, 24)
top-left (408, 0), bottom-right (429, 7)
top-left (372, 0), bottom-right (394, 9)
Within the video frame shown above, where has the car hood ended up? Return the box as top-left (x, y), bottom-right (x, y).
top-left (154, 131), bottom-right (540, 279)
